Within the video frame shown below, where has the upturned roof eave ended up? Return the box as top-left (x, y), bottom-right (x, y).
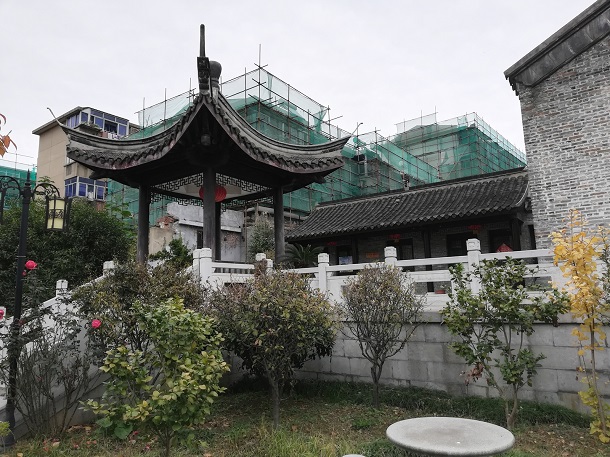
top-left (505, 0), bottom-right (610, 93)
top-left (65, 91), bottom-right (348, 179)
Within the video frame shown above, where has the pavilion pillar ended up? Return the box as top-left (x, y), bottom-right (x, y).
top-left (274, 186), bottom-right (285, 263)
top-left (215, 202), bottom-right (222, 260)
top-left (511, 217), bottom-right (522, 251)
top-left (137, 185), bottom-right (151, 264)
top-left (202, 167), bottom-right (216, 259)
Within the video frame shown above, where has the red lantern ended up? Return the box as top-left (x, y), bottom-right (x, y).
top-left (199, 184), bottom-right (227, 203)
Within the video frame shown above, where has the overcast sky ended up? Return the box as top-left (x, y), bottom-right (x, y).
top-left (0, 0), bottom-right (596, 170)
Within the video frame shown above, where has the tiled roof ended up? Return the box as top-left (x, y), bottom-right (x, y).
top-left (64, 91), bottom-right (348, 186)
top-left (286, 170), bottom-right (528, 241)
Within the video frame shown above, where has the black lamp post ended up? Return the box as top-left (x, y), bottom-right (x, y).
top-left (0, 170), bottom-right (70, 446)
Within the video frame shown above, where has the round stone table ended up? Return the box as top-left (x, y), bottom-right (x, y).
top-left (386, 417), bottom-right (515, 456)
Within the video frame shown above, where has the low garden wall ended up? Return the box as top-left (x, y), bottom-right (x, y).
top-left (295, 314), bottom-right (609, 413)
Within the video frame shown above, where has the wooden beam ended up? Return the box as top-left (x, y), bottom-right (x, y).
top-left (511, 218), bottom-right (522, 251)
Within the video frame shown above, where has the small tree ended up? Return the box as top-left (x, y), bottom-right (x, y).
top-left (342, 264), bottom-right (424, 407)
top-left (551, 210), bottom-right (610, 442)
top-left (247, 216), bottom-right (274, 262)
top-left (208, 270), bottom-right (337, 428)
top-left (441, 259), bottom-right (568, 429)
top-left (149, 237), bottom-right (193, 269)
top-left (0, 198), bottom-right (133, 309)
top-left (84, 298), bottom-right (229, 457)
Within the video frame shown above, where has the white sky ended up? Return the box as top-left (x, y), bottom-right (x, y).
top-left (0, 0), bottom-right (597, 170)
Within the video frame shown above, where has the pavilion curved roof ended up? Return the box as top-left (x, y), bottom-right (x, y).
top-left (64, 89), bottom-right (349, 199)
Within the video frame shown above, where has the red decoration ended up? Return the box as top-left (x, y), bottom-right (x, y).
top-left (496, 243), bottom-right (513, 253)
top-left (467, 224), bottom-right (482, 232)
top-left (388, 234), bottom-right (401, 241)
top-left (326, 241), bottom-right (338, 247)
top-left (91, 319), bottom-right (102, 329)
top-left (0, 308), bottom-right (5, 320)
top-left (25, 260), bottom-right (37, 270)
top-left (199, 184), bottom-right (227, 202)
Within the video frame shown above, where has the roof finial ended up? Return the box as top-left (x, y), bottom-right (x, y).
top-left (197, 24), bottom-right (211, 94)
top-left (200, 24), bottom-right (206, 58)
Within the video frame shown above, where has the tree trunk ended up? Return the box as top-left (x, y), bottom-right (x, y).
top-left (590, 329), bottom-right (608, 436)
top-left (270, 378), bottom-right (281, 429)
top-left (162, 434), bottom-right (173, 457)
top-left (371, 365), bottom-right (381, 408)
top-left (505, 388), bottom-right (519, 430)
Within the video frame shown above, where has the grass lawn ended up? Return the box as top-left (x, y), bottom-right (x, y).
top-left (4, 380), bottom-right (608, 457)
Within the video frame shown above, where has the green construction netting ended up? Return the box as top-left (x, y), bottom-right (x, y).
top-left (109, 69), bottom-right (526, 219)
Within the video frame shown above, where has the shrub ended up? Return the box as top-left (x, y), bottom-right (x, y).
top-left (282, 243), bottom-right (323, 268)
top-left (69, 260), bottom-right (207, 363)
top-left (342, 264), bottom-right (425, 407)
top-left (441, 258), bottom-right (568, 429)
top-left (149, 237), bottom-right (192, 269)
top-left (208, 270), bottom-right (337, 428)
top-left (84, 298), bottom-right (228, 457)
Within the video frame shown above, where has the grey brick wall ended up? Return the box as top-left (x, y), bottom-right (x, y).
top-left (517, 36), bottom-right (610, 247)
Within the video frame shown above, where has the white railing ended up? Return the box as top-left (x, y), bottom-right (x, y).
top-left (194, 239), bottom-right (564, 310)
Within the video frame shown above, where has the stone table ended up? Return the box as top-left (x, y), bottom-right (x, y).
top-left (386, 417), bottom-right (514, 456)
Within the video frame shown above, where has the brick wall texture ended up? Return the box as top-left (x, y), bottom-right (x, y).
top-left (518, 36), bottom-right (610, 247)
top-left (293, 317), bottom-right (610, 413)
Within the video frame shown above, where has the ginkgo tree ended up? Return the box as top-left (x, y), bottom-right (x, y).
top-left (551, 210), bottom-right (610, 443)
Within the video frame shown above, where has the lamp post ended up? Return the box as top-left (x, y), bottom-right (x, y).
top-left (0, 170), bottom-right (70, 446)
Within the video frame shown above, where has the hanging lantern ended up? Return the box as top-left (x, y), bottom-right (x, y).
top-left (199, 184), bottom-right (227, 203)
top-left (467, 224), bottom-right (482, 234)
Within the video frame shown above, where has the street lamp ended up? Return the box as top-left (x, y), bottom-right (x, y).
top-left (0, 170), bottom-right (71, 446)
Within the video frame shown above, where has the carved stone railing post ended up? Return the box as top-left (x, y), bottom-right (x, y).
top-left (55, 279), bottom-right (68, 297)
top-left (103, 260), bottom-right (115, 275)
top-left (195, 248), bottom-right (213, 282)
top-left (318, 253), bottom-right (330, 292)
top-left (385, 246), bottom-right (397, 266)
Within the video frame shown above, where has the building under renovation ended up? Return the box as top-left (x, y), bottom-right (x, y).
top-left (106, 67), bottom-right (525, 233)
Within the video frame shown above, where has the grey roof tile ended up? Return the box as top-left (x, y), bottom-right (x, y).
top-left (286, 170), bottom-right (528, 241)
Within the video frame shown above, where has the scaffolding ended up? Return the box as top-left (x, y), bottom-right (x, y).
top-left (108, 66), bottom-right (526, 223)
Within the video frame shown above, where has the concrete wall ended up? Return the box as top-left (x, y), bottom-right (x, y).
top-left (517, 35), bottom-right (610, 247)
top-left (164, 202), bottom-right (244, 262)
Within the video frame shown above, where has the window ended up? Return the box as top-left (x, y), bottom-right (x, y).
top-left (337, 245), bottom-right (352, 265)
top-left (446, 233), bottom-right (475, 257)
top-left (104, 120), bottom-right (118, 134)
top-left (64, 177), bottom-right (106, 201)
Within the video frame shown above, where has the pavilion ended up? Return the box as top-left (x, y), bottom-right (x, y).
top-left (61, 25), bottom-right (349, 263)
